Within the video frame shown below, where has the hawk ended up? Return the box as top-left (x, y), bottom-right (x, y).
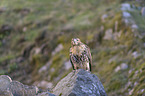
top-left (70, 38), bottom-right (92, 71)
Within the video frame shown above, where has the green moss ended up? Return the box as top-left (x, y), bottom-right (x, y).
top-left (130, 9), bottom-right (145, 32)
top-left (0, 70), bottom-right (7, 75)
top-left (8, 63), bottom-right (18, 73)
top-left (103, 12), bottom-right (122, 30)
top-left (30, 54), bottom-right (45, 73)
top-left (0, 54), bottom-right (16, 63)
top-left (50, 53), bottom-right (64, 81)
top-left (109, 81), bottom-right (122, 91)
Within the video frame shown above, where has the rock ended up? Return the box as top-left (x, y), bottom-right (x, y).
top-left (0, 7), bottom-right (7, 14)
top-left (52, 44), bottom-right (63, 56)
top-left (122, 12), bottom-right (131, 18)
top-left (114, 66), bottom-right (121, 72)
top-left (0, 75), bottom-right (39, 96)
top-left (0, 90), bottom-right (13, 96)
top-left (52, 69), bottom-right (107, 96)
top-left (129, 89), bottom-right (134, 95)
top-left (39, 60), bottom-right (52, 73)
top-left (24, 85), bottom-right (39, 95)
top-left (36, 80), bottom-right (53, 89)
top-left (131, 24), bottom-right (138, 29)
top-left (64, 61), bottom-right (72, 70)
top-left (103, 29), bottom-right (113, 40)
top-left (9, 81), bottom-right (38, 96)
top-left (115, 63), bottom-right (128, 72)
top-left (37, 92), bottom-right (56, 96)
top-left (121, 3), bottom-right (131, 11)
top-left (141, 7), bottom-right (145, 16)
top-left (0, 75), bottom-right (12, 91)
top-left (101, 14), bottom-right (108, 22)
top-left (9, 81), bottom-right (25, 96)
top-left (132, 51), bottom-right (141, 58)
top-left (121, 63), bottom-right (128, 70)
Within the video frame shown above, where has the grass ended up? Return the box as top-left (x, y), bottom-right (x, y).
top-left (130, 9), bottom-right (145, 32)
top-left (0, 53), bottom-right (16, 63)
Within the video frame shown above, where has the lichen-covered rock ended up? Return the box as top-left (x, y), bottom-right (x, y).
top-left (37, 92), bottom-right (56, 96)
top-left (52, 69), bottom-right (107, 96)
top-left (0, 75), bottom-right (12, 91)
top-left (0, 75), bottom-right (39, 96)
top-left (141, 7), bottom-right (145, 16)
top-left (0, 90), bottom-right (13, 96)
top-left (9, 81), bottom-right (25, 96)
top-left (9, 81), bottom-right (39, 96)
top-left (121, 3), bottom-right (132, 11)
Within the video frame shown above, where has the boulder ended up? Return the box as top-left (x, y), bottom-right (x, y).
top-left (121, 3), bottom-right (131, 11)
top-left (0, 75), bottom-right (39, 96)
top-left (37, 92), bottom-right (56, 96)
top-left (0, 75), bottom-right (12, 91)
top-left (141, 7), bottom-right (145, 16)
top-left (52, 69), bottom-right (107, 96)
top-left (0, 90), bottom-right (13, 96)
top-left (103, 29), bottom-right (113, 40)
top-left (9, 81), bottom-right (38, 96)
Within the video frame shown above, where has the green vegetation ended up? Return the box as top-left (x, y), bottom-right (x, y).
top-left (130, 9), bottom-right (145, 32)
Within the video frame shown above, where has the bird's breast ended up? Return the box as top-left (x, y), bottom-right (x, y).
top-left (71, 46), bottom-right (85, 56)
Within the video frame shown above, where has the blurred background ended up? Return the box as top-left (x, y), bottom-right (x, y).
top-left (0, 0), bottom-right (145, 95)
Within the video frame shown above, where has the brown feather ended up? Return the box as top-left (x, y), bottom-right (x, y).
top-left (70, 38), bottom-right (92, 71)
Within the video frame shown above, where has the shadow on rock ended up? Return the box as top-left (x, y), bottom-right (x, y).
top-left (52, 69), bottom-right (107, 96)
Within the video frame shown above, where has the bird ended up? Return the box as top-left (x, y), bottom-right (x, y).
top-left (70, 38), bottom-right (92, 71)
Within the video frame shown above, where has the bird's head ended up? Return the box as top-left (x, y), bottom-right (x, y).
top-left (71, 38), bottom-right (81, 46)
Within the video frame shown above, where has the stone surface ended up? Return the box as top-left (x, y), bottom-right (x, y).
top-left (122, 12), bottom-right (131, 18)
top-left (103, 29), bottom-right (113, 40)
top-left (0, 75), bottom-right (12, 91)
top-left (39, 60), bottom-right (52, 73)
top-left (132, 51), bottom-right (141, 58)
top-left (9, 81), bottom-right (38, 96)
top-left (0, 75), bottom-right (39, 96)
top-left (114, 66), bottom-right (121, 72)
top-left (37, 92), bottom-right (56, 96)
top-left (101, 14), bottom-right (108, 22)
top-left (0, 90), bottom-right (13, 96)
top-left (36, 80), bottom-right (53, 89)
top-left (64, 61), bottom-right (72, 70)
top-left (121, 3), bottom-right (131, 11)
top-left (121, 63), bottom-right (128, 70)
top-left (115, 63), bottom-right (128, 72)
top-left (52, 44), bottom-right (63, 56)
top-left (52, 69), bottom-right (107, 96)
top-left (9, 81), bottom-right (25, 96)
top-left (141, 7), bottom-right (145, 16)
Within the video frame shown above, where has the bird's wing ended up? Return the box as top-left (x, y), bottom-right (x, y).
top-left (85, 45), bottom-right (92, 71)
top-left (70, 48), bottom-right (75, 70)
